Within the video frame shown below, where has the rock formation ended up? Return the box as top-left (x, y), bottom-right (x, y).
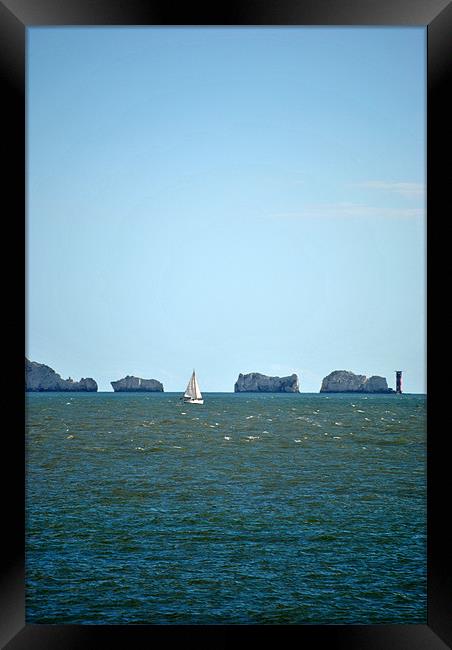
top-left (364, 375), bottom-right (392, 393)
top-left (111, 375), bottom-right (164, 392)
top-left (234, 372), bottom-right (299, 393)
top-left (320, 370), bottom-right (394, 393)
top-left (25, 358), bottom-right (98, 391)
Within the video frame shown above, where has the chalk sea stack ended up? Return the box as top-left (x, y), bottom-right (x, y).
top-left (25, 358), bottom-right (98, 392)
top-left (111, 376), bottom-right (164, 392)
top-left (234, 372), bottom-right (299, 393)
top-left (320, 370), bottom-right (394, 393)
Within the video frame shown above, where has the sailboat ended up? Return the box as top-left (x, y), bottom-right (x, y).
top-left (183, 370), bottom-right (204, 404)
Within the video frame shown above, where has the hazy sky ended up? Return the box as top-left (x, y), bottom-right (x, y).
top-left (27, 27), bottom-right (426, 393)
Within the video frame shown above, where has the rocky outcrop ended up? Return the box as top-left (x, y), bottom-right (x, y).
top-left (25, 358), bottom-right (98, 391)
top-left (320, 370), bottom-right (394, 393)
top-left (364, 375), bottom-right (392, 392)
top-left (111, 375), bottom-right (164, 392)
top-left (234, 372), bottom-right (299, 393)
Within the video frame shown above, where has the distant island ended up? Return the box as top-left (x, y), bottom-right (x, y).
top-left (111, 376), bottom-right (164, 392)
top-left (320, 370), bottom-right (394, 393)
top-left (25, 358), bottom-right (98, 392)
top-left (234, 372), bottom-right (300, 393)
top-left (25, 359), bottom-right (400, 394)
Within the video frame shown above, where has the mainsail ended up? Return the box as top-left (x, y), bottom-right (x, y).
top-left (184, 370), bottom-right (202, 400)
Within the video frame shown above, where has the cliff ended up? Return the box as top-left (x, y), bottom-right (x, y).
top-left (320, 370), bottom-right (394, 393)
top-left (234, 372), bottom-right (299, 393)
top-left (25, 358), bottom-right (98, 392)
top-left (111, 375), bottom-right (164, 392)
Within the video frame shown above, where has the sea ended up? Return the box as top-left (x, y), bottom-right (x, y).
top-left (25, 392), bottom-right (426, 625)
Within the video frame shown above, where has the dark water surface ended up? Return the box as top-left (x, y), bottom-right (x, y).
top-left (26, 392), bottom-right (426, 624)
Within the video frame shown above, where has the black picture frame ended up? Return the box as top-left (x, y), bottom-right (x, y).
top-left (2, 0), bottom-right (450, 647)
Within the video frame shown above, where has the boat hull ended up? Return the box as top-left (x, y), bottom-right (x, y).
top-left (183, 398), bottom-right (204, 404)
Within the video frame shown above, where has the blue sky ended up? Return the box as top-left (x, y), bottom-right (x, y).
top-left (27, 27), bottom-right (426, 392)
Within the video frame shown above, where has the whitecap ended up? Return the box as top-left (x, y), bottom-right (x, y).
top-left (357, 409), bottom-right (365, 413)
top-left (66, 435), bottom-right (74, 439)
top-left (294, 439), bottom-right (302, 443)
top-left (333, 436), bottom-right (341, 439)
top-left (245, 416), bottom-right (254, 419)
top-left (224, 436), bottom-right (231, 440)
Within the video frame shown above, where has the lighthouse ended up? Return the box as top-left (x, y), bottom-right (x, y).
top-left (395, 371), bottom-right (402, 394)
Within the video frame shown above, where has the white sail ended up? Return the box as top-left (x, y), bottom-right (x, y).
top-left (184, 373), bottom-right (195, 398)
top-left (184, 371), bottom-right (203, 401)
top-left (192, 373), bottom-right (202, 400)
